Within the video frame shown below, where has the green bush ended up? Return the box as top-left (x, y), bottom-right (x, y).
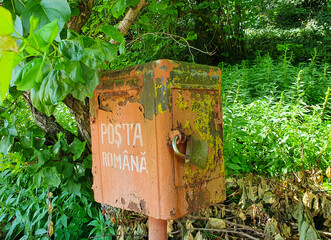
top-left (0, 98), bottom-right (115, 239)
top-left (222, 55), bottom-right (331, 176)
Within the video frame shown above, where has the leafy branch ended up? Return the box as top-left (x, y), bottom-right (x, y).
top-left (127, 32), bottom-right (217, 62)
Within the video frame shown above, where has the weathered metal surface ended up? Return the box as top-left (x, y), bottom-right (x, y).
top-left (148, 217), bottom-right (167, 240)
top-left (90, 59), bottom-right (225, 220)
top-left (185, 135), bottom-right (209, 169)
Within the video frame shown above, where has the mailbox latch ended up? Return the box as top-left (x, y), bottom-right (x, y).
top-left (172, 133), bottom-right (208, 169)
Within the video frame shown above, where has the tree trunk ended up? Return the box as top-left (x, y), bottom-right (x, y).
top-left (23, 92), bottom-right (77, 143)
top-left (63, 95), bottom-right (91, 149)
top-left (66, 0), bottom-right (95, 33)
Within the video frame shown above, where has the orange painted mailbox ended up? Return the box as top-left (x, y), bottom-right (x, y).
top-left (90, 59), bottom-right (225, 238)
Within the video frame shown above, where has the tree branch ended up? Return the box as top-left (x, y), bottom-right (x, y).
top-left (110, 0), bottom-right (147, 44)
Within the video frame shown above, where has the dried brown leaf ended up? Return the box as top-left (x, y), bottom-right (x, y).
top-left (184, 232), bottom-right (194, 240)
top-left (261, 178), bottom-right (267, 190)
top-left (186, 220), bottom-right (194, 231)
top-left (209, 218), bottom-right (226, 229)
top-left (248, 185), bottom-right (258, 202)
top-left (194, 231), bottom-right (204, 240)
top-left (258, 185), bottom-right (265, 199)
top-left (48, 220), bottom-right (54, 237)
top-left (167, 220), bottom-right (174, 235)
top-left (264, 218), bottom-right (279, 236)
top-left (117, 225), bottom-right (125, 240)
top-left (238, 210), bottom-right (246, 221)
top-left (323, 217), bottom-right (331, 228)
top-left (221, 206), bottom-right (226, 219)
top-left (281, 223), bottom-right (291, 237)
top-left (297, 170), bottom-right (305, 183)
top-left (326, 166), bottom-right (331, 181)
top-left (303, 191), bottom-right (314, 209)
top-left (274, 233), bottom-right (285, 240)
top-left (263, 191), bottom-right (276, 204)
top-left (48, 202), bottom-right (53, 214)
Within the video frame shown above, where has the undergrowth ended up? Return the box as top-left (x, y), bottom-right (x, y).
top-left (221, 54), bottom-right (330, 176)
top-left (0, 53), bottom-right (330, 239)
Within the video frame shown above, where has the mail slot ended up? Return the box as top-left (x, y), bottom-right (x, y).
top-left (90, 59), bottom-right (225, 220)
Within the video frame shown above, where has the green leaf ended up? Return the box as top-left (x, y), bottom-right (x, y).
top-left (37, 150), bottom-right (51, 168)
top-left (29, 15), bottom-right (39, 34)
top-left (13, 16), bottom-right (23, 40)
top-left (0, 135), bottom-right (14, 156)
top-left (0, 7), bottom-right (14, 36)
top-left (30, 87), bottom-right (56, 116)
top-left (119, 41), bottom-right (125, 55)
top-left (43, 167), bottom-right (61, 188)
top-left (26, 19), bottom-right (59, 55)
top-left (35, 229), bottom-right (47, 235)
top-left (15, 58), bottom-right (43, 91)
top-left (5, 217), bottom-right (21, 240)
top-left (100, 42), bottom-right (117, 62)
top-left (0, 51), bottom-right (18, 104)
top-left (69, 138), bottom-right (86, 160)
top-left (22, 0), bottom-right (71, 34)
top-left (64, 179), bottom-right (81, 195)
top-left (101, 25), bottom-right (124, 43)
top-left (71, 63), bottom-right (99, 101)
top-left (111, 0), bottom-right (127, 19)
top-left (59, 215), bottom-right (68, 228)
top-left (43, 69), bottom-right (71, 105)
top-left (62, 163), bottom-right (73, 178)
top-left (64, 61), bottom-right (85, 83)
top-left (148, 3), bottom-right (167, 13)
top-left (81, 46), bottom-right (106, 69)
top-left (20, 136), bottom-right (31, 148)
top-left (88, 220), bottom-right (99, 227)
top-left (2, 0), bottom-right (25, 18)
top-left (128, 0), bottom-right (140, 7)
top-left (59, 40), bottom-right (84, 61)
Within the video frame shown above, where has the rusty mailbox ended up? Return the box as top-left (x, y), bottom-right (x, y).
top-left (90, 59), bottom-right (225, 222)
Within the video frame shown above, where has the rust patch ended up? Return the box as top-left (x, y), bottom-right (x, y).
top-left (128, 201), bottom-right (140, 212)
top-left (152, 59), bottom-right (179, 85)
top-left (170, 209), bottom-right (176, 217)
top-left (139, 199), bottom-right (147, 214)
top-left (186, 187), bottom-right (211, 213)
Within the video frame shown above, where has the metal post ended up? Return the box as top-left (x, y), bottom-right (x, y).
top-left (148, 217), bottom-right (167, 240)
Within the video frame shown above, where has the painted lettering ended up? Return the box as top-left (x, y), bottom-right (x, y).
top-left (100, 123), bottom-right (143, 147)
top-left (115, 124), bottom-right (122, 148)
top-left (122, 150), bottom-right (130, 171)
top-left (133, 123), bottom-right (143, 147)
top-left (101, 123), bottom-right (107, 144)
top-left (131, 155), bottom-right (139, 172)
top-left (101, 151), bottom-right (148, 174)
top-left (140, 152), bottom-right (148, 173)
top-left (114, 153), bottom-right (122, 169)
top-left (107, 124), bottom-right (114, 144)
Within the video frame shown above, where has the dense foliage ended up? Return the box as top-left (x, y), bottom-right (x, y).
top-left (0, 0), bottom-right (330, 239)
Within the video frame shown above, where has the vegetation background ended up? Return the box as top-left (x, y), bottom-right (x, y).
top-left (0, 0), bottom-right (330, 239)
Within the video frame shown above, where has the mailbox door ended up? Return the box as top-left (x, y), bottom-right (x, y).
top-left (172, 88), bottom-right (226, 212)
